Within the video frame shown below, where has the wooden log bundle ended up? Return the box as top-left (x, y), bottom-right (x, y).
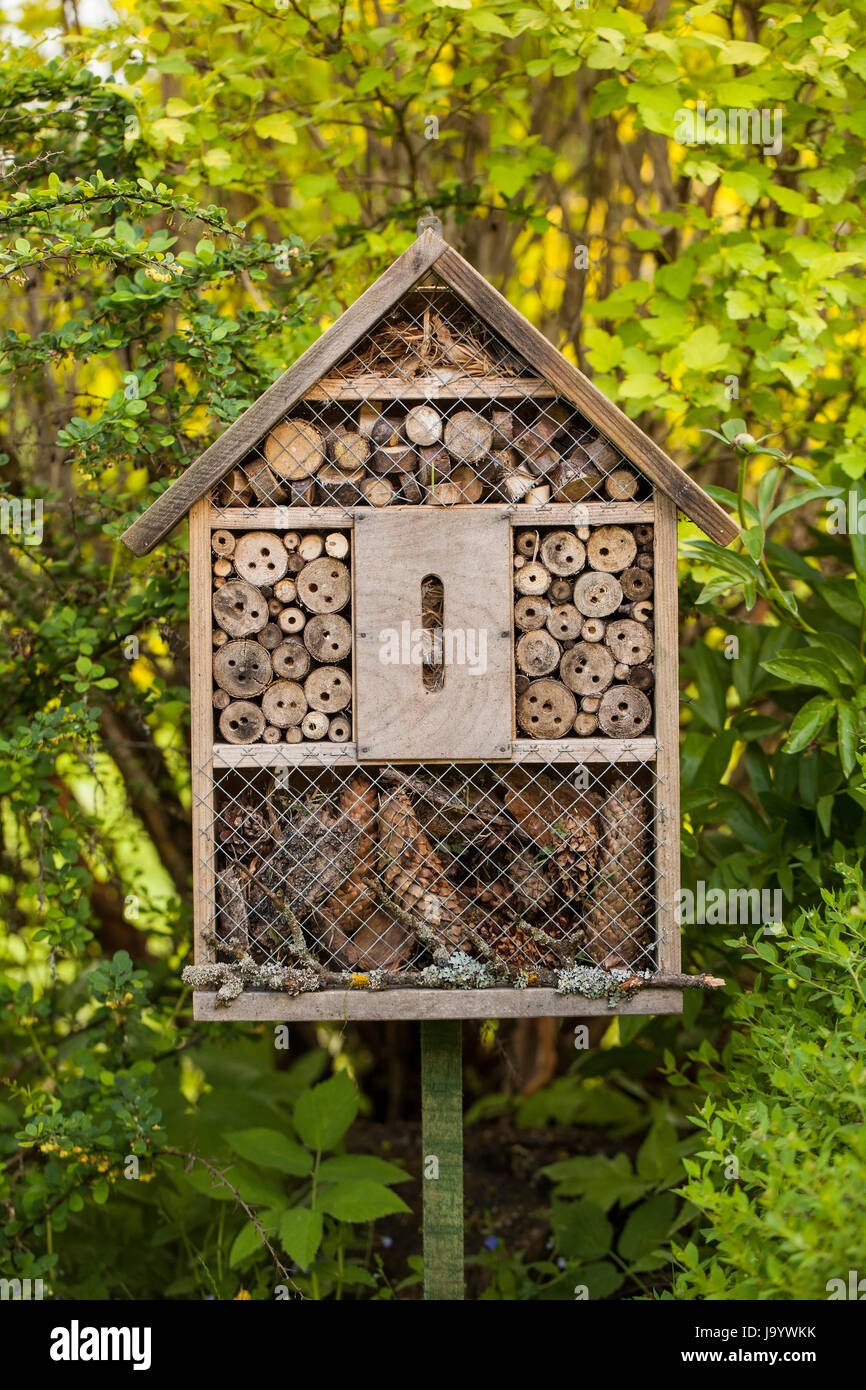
top-left (212, 403), bottom-right (642, 510)
top-left (212, 528), bottom-right (353, 744)
top-left (513, 522), bottom-right (655, 738)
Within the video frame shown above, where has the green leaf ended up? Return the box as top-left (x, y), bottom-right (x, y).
top-left (552, 1199), bottom-right (613, 1260)
top-left (784, 697), bottom-right (835, 754)
top-left (317, 1180), bottom-right (410, 1222)
top-left (293, 1072), bottom-right (358, 1153)
top-left (253, 112), bottom-right (298, 144)
top-left (225, 1128), bottom-right (313, 1176)
top-left (316, 1154), bottom-right (410, 1185)
top-left (618, 1194), bottom-right (677, 1262)
top-left (279, 1208), bottom-right (322, 1269)
top-left (761, 653), bottom-right (841, 698)
top-left (837, 701), bottom-right (859, 779)
top-left (229, 1220), bottom-right (263, 1267)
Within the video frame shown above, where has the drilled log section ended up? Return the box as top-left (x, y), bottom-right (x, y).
top-left (213, 640), bottom-right (273, 698)
top-left (233, 531), bottom-right (289, 585)
top-left (328, 715), bottom-right (352, 743)
top-left (597, 685), bottom-right (652, 737)
top-left (514, 595), bottom-right (551, 631)
top-left (573, 712), bottom-right (598, 735)
top-left (604, 618), bottom-right (654, 666)
top-left (304, 665), bottom-right (352, 713)
top-left (560, 642), bottom-right (615, 696)
top-left (265, 419), bottom-right (325, 479)
top-left (262, 725), bottom-right (282, 744)
top-left (516, 679), bottom-right (576, 738)
top-left (262, 679), bottom-right (307, 727)
top-left (573, 571), bottom-right (623, 617)
top-left (301, 711), bottom-right (329, 740)
top-left (514, 562), bottom-right (551, 597)
top-left (516, 629), bottom-right (561, 677)
top-left (212, 529), bottom-right (235, 556)
top-left (620, 566), bottom-right (654, 600)
top-left (546, 604), bottom-right (582, 641)
top-left (587, 525), bottom-right (637, 573)
top-left (272, 639), bottom-right (311, 680)
top-left (219, 700), bottom-right (266, 743)
top-left (304, 614), bottom-right (352, 662)
top-left (296, 558), bottom-right (350, 613)
top-left (277, 606), bottom-right (306, 635)
top-left (549, 577), bottom-right (573, 603)
top-left (213, 580), bottom-right (269, 636)
top-left (539, 530), bottom-right (585, 576)
top-left (581, 618), bottom-right (606, 643)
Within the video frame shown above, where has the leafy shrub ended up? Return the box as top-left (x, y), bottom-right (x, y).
top-left (669, 862), bottom-right (866, 1300)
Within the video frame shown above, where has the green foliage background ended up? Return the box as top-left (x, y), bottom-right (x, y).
top-left (1, 0), bottom-right (865, 1300)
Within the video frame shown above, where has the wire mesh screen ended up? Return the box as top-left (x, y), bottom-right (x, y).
top-left (209, 282), bottom-right (649, 514)
top-left (199, 756), bottom-right (660, 990)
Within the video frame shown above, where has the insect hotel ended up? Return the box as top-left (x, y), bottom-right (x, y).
top-left (122, 230), bottom-right (736, 1022)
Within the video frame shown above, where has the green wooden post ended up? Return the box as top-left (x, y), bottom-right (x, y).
top-left (421, 1020), bottom-right (464, 1300)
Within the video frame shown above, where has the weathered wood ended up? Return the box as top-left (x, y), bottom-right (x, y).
top-left (219, 700), bottom-right (266, 743)
top-left (587, 525), bottom-right (637, 573)
top-left (277, 606), bottom-right (306, 634)
top-left (296, 557), bottom-right (351, 614)
top-left (262, 679), bottom-right (307, 727)
top-left (620, 566), bottom-right (654, 600)
top-left (516, 678), bottom-right (576, 738)
top-left (331, 425), bottom-right (370, 472)
top-left (327, 715), bottom-right (352, 742)
top-left (433, 243), bottom-right (738, 545)
top-left (450, 464), bottom-right (484, 502)
top-left (353, 508), bottom-right (513, 760)
top-left (233, 531), bottom-right (289, 584)
top-left (604, 467), bottom-right (639, 500)
top-left (324, 531), bottom-right (350, 559)
top-left (304, 665), bottom-right (352, 713)
top-left (298, 533), bottom-right (324, 561)
top-left (597, 684), bottom-right (652, 737)
top-left (362, 475), bottom-right (395, 507)
top-left (212, 579), bottom-right (269, 636)
top-left (654, 490), bottom-right (681, 974)
top-left (405, 404), bottom-right (442, 446)
top-left (301, 710), bottom-right (329, 740)
top-left (421, 1021), bottom-right (464, 1302)
top-left (546, 604), bottom-right (582, 641)
top-left (514, 561), bottom-right (551, 597)
top-left (573, 712), bottom-right (598, 735)
top-left (272, 639), bottom-right (311, 680)
top-left (213, 640), bottom-right (273, 698)
top-left (273, 577), bottom-right (297, 603)
top-left (515, 629), bottom-right (561, 677)
top-left (444, 409), bottom-right (492, 463)
top-left (211, 528), bottom-right (235, 556)
top-left (573, 571), bottom-right (623, 617)
top-left (193, 985), bottom-right (684, 1021)
top-left (304, 613), bottom-right (352, 662)
top-left (190, 500), bottom-right (216, 973)
top-left (605, 618), bottom-right (654, 666)
top-left (539, 530), bottom-right (585, 577)
top-left (514, 594), bottom-right (550, 631)
top-left (560, 641), bottom-right (615, 695)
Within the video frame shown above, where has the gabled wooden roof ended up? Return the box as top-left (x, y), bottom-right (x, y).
top-left (121, 229), bottom-right (738, 554)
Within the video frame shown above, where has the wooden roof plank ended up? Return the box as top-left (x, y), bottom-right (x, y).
top-left (121, 229), bottom-right (448, 555)
top-left (432, 244), bottom-right (739, 546)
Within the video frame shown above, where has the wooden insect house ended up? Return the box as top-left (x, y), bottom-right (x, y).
top-left (122, 230), bottom-right (737, 1023)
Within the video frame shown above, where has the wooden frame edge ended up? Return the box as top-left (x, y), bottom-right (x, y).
top-left (192, 986), bottom-right (684, 1021)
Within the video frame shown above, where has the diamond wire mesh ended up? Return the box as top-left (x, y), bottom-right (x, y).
top-left (208, 281), bottom-right (649, 514)
top-left (197, 751), bottom-right (661, 981)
